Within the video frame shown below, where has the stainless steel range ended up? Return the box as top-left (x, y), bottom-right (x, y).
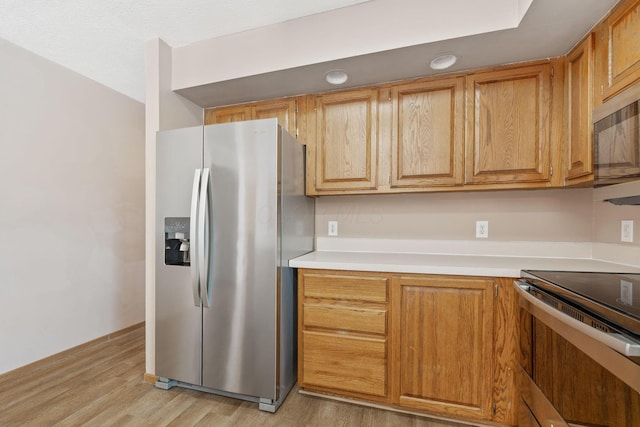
top-left (515, 270), bottom-right (640, 427)
top-left (520, 270), bottom-right (640, 356)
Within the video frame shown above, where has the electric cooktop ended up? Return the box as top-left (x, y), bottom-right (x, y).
top-left (521, 270), bottom-right (640, 337)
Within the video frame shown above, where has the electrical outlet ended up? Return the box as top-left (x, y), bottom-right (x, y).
top-left (476, 221), bottom-right (489, 238)
top-left (328, 220), bottom-right (338, 237)
top-left (621, 220), bottom-right (634, 243)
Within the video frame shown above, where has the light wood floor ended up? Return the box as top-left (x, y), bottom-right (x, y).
top-left (0, 326), bottom-right (472, 426)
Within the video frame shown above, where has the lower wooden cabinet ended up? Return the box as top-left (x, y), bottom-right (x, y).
top-left (298, 270), bottom-right (391, 402)
top-left (298, 269), bottom-right (518, 426)
top-left (391, 275), bottom-right (495, 419)
top-left (302, 332), bottom-right (387, 397)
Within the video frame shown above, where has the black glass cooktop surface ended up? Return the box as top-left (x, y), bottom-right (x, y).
top-left (521, 270), bottom-right (640, 335)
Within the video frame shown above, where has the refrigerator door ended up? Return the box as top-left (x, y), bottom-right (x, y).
top-left (202, 120), bottom-right (278, 399)
top-left (156, 125), bottom-right (203, 386)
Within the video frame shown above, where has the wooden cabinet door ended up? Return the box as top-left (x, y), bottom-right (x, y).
top-left (391, 77), bottom-right (465, 188)
top-left (565, 34), bottom-right (595, 184)
top-left (204, 105), bottom-right (252, 124)
top-left (391, 275), bottom-right (495, 420)
top-left (204, 98), bottom-right (296, 137)
top-left (465, 63), bottom-right (553, 185)
top-left (314, 89), bottom-right (378, 191)
top-left (252, 99), bottom-right (296, 136)
top-left (600, 0), bottom-right (640, 100)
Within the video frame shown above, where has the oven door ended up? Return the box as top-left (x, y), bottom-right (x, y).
top-left (515, 281), bottom-right (640, 427)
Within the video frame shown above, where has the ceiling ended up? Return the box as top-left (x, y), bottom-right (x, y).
top-left (0, 0), bottom-right (620, 105)
top-left (0, 0), bottom-right (369, 102)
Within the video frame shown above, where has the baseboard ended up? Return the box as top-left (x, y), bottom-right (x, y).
top-left (144, 373), bottom-right (159, 385)
top-left (298, 389), bottom-right (496, 427)
top-left (0, 322), bottom-right (145, 379)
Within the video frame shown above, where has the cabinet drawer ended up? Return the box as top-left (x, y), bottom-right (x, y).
top-left (303, 303), bottom-right (387, 335)
top-left (303, 273), bottom-right (388, 302)
top-left (302, 331), bottom-right (387, 397)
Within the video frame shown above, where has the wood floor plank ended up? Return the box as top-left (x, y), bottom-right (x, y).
top-left (0, 325), bottom-right (475, 427)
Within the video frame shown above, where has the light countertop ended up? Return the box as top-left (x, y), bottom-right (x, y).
top-left (289, 239), bottom-right (640, 278)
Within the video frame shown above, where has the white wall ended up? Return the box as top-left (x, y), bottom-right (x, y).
top-left (144, 39), bottom-right (203, 375)
top-left (0, 37), bottom-right (145, 374)
top-left (171, 0), bottom-right (524, 91)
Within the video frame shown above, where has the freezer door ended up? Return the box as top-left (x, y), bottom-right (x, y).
top-left (202, 120), bottom-right (278, 399)
top-left (155, 126), bottom-right (203, 386)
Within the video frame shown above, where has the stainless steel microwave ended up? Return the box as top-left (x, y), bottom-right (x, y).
top-left (593, 82), bottom-right (640, 205)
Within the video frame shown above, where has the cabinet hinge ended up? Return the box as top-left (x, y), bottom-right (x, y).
top-left (600, 84), bottom-right (604, 96)
top-left (550, 166), bottom-right (553, 177)
top-left (550, 66), bottom-right (554, 78)
top-left (295, 101), bottom-right (299, 113)
top-left (296, 128), bottom-right (299, 138)
top-left (493, 402), bottom-right (497, 416)
top-left (494, 284), bottom-right (499, 298)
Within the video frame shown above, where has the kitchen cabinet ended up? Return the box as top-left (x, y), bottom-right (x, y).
top-left (309, 89), bottom-right (379, 192)
top-left (465, 61), bottom-right (561, 187)
top-left (297, 269), bottom-right (518, 425)
top-left (390, 77), bottom-right (465, 188)
top-left (298, 270), bottom-right (391, 402)
top-left (205, 60), bottom-right (568, 195)
top-left (594, 0), bottom-right (640, 102)
top-left (204, 97), bottom-right (298, 137)
top-left (564, 34), bottom-right (595, 185)
top-left (391, 275), bottom-right (494, 420)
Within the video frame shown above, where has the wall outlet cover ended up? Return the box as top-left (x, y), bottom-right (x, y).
top-left (621, 220), bottom-right (634, 243)
top-left (328, 220), bottom-right (338, 237)
top-left (476, 220), bottom-right (489, 238)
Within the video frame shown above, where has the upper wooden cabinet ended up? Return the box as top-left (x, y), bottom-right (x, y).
top-left (390, 77), bottom-right (465, 188)
top-left (204, 98), bottom-right (297, 137)
top-left (204, 61), bottom-right (573, 195)
top-left (311, 89), bottom-right (379, 192)
top-left (204, 105), bottom-right (251, 124)
top-left (595, 0), bottom-right (640, 102)
top-left (564, 34), bottom-right (595, 184)
top-left (465, 62), bottom-right (557, 186)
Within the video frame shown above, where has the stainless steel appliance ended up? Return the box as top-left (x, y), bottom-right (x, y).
top-left (155, 119), bottom-right (314, 412)
top-left (594, 82), bottom-right (640, 205)
top-left (515, 270), bottom-right (640, 426)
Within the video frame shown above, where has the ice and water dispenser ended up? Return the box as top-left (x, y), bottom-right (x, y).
top-left (164, 217), bottom-right (190, 266)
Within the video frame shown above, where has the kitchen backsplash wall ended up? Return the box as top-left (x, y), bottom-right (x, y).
top-left (594, 200), bottom-right (640, 246)
top-left (315, 188), bottom-right (595, 242)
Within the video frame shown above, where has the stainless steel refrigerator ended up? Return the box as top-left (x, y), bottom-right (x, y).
top-left (154, 119), bottom-right (314, 412)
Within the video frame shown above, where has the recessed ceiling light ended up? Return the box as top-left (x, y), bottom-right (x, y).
top-left (430, 54), bottom-right (458, 70)
top-left (325, 69), bottom-right (349, 85)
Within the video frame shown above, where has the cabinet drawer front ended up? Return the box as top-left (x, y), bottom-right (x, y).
top-left (303, 273), bottom-right (388, 303)
top-left (304, 303), bottom-right (387, 335)
top-left (302, 331), bottom-right (387, 397)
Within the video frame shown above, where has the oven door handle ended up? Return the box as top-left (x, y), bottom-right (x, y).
top-left (515, 280), bottom-right (640, 357)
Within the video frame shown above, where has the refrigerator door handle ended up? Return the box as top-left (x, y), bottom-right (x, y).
top-left (190, 168), bottom-right (202, 307)
top-left (198, 168), bottom-right (213, 308)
